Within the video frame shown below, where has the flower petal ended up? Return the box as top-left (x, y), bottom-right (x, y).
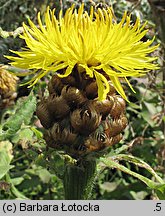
top-left (94, 71), bottom-right (110, 101)
top-left (5, 4), bottom-right (159, 101)
top-left (109, 75), bottom-right (129, 102)
top-left (57, 64), bottom-right (75, 78)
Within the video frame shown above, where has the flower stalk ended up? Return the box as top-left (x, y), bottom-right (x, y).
top-left (64, 159), bottom-right (97, 199)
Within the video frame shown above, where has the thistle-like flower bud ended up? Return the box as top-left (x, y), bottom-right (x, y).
top-left (85, 81), bottom-right (98, 99)
top-left (61, 75), bottom-right (76, 87)
top-left (36, 100), bottom-right (52, 129)
top-left (35, 71), bottom-right (128, 157)
top-left (48, 75), bottom-right (64, 95)
top-left (47, 94), bottom-right (70, 120)
top-left (70, 103), bottom-right (101, 136)
top-left (107, 115), bottom-right (128, 137)
top-left (92, 99), bottom-right (114, 119)
top-left (61, 86), bottom-right (86, 108)
top-left (109, 95), bottom-right (126, 119)
top-left (50, 123), bottom-right (77, 146)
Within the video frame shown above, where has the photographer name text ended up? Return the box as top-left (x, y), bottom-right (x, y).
top-left (2, 202), bottom-right (99, 213)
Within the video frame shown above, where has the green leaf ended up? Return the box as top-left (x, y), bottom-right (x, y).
top-left (12, 128), bottom-right (34, 145)
top-left (35, 154), bottom-right (47, 168)
top-left (26, 165), bottom-right (51, 183)
top-left (143, 102), bottom-right (157, 116)
top-left (99, 157), bottom-right (163, 190)
top-left (110, 154), bottom-right (164, 184)
top-left (155, 184), bottom-right (165, 200)
top-left (0, 140), bottom-right (13, 160)
top-left (130, 191), bottom-right (148, 200)
top-left (108, 145), bottom-right (130, 156)
top-left (140, 102), bottom-right (155, 126)
top-left (48, 151), bottom-right (65, 178)
top-left (129, 102), bottom-right (141, 109)
top-left (37, 169), bottom-right (51, 184)
top-left (4, 171), bottom-right (28, 199)
top-left (10, 177), bottom-right (24, 186)
top-left (11, 185), bottom-right (28, 199)
top-left (30, 127), bottom-right (43, 139)
top-left (19, 128), bottom-right (34, 140)
top-left (0, 151), bottom-right (14, 179)
top-left (0, 92), bottom-right (36, 141)
top-left (100, 182), bottom-right (120, 193)
top-left (137, 86), bottom-right (157, 102)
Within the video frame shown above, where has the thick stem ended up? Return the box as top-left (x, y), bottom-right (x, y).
top-left (63, 159), bottom-right (97, 200)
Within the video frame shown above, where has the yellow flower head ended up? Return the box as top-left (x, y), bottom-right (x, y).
top-left (6, 4), bottom-right (159, 101)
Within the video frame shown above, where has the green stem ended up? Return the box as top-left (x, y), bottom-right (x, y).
top-left (63, 159), bottom-right (97, 200)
